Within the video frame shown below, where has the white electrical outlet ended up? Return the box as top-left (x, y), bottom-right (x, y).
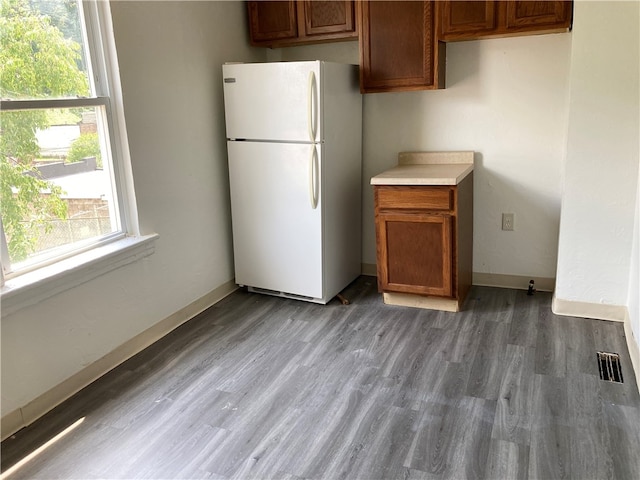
top-left (502, 213), bottom-right (514, 231)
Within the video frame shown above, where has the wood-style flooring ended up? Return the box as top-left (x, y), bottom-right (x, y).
top-left (2, 276), bottom-right (640, 479)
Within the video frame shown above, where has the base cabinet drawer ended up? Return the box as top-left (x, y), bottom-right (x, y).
top-left (375, 186), bottom-right (453, 211)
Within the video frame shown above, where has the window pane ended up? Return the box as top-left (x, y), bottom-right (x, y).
top-left (0, 0), bottom-right (91, 100)
top-left (0, 106), bottom-right (121, 272)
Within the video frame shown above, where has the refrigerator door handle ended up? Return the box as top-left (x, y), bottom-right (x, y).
top-left (309, 145), bottom-right (319, 209)
top-left (308, 71), bottom-right (318, 142)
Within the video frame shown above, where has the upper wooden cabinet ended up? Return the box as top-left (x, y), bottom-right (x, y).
top-left (441, 0), bottom-right (498, 38)
top-left (358, 1), bottom-right (445, 94)
top-left (248, 1), bottom-right (298, 44)
top-left (440, 1), bottom-right (572, 41)
top-left (248, 1), bottom-right (357, 48)
top-left (304, 1), bottom-right (356, 37)
top-left (506, 1), bottom-right (572, 29)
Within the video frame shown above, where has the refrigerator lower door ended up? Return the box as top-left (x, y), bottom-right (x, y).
top-left (228, 141), bottom-right (323, 300)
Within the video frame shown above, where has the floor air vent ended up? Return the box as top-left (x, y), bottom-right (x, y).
top-left (597, 351), bottom-right (623, 383)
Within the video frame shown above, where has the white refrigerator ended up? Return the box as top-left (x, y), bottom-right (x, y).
top-left (222, 61), bottom-right (362, 304)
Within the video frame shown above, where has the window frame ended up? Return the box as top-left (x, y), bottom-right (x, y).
top-left (0, 0), bottom-right (154, 309)
top-left (0, 0), bottom-right (142, 283)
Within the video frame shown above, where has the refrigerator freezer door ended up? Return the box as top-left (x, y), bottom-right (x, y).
top-left (228, 141), bottom-right (323, 299)
top-left (223, 62), bottom-right (322, 143)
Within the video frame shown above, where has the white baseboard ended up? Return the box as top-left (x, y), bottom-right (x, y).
top-left (623, 310), bottom-right (640, 395)
top-left (361, 263), bottom-right (377, 277)
top-left (551, 295), bottom-right (627, 322)
top-left (472, 272), bottom-right (555, 292)
top-left (1, 409), bottom-right (24, 442)
top-left (362, 267), bottom-right (555, 292)
top-left (1, 280), bottom-right (237, 441)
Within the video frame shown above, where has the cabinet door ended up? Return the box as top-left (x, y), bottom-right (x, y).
top-left (248, 1), bottom-right (298, 45)
top-left (440, 0), bottom-right (571, 41)
top-left (441, 0), bottom-right (497, 39)
top-left (302, 1), bottom-right (356, 37)
top-left (505, 1), bottom-right (571, 29)
top-left (376, 212), bottom-right (453, 297)
top-left (358, 0), bottom-right (444, 93)
top-left (228, 141), bottom-right (323, 299)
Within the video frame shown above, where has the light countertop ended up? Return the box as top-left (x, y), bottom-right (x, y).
top-left (370, 151), bottom-right (474, 186)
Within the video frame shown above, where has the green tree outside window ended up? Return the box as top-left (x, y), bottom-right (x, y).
top-left (1, 0), bottom-right (89, 261)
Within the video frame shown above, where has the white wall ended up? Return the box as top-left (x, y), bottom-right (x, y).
top-left (630, 161), bottom-right (640, 361)
top-left (555, 1), bottom-right (640, 309)
top-left (275, 34), bottom-right (573, 285)
top-left (1, 1), bottom-right (265, 420)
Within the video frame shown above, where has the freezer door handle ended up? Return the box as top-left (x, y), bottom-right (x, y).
top-left (309, 145), bottom-right (319, 209)
top-left (308, 71), bottom-right (318, 142)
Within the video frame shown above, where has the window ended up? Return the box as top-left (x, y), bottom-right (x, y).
top-left (0, 0), bottom-right (141, 285)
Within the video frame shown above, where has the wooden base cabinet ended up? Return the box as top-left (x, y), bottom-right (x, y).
top-left (374, 175), bottom-right (473, 310)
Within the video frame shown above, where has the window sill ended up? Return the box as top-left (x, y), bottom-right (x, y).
top-left (1, 234), bottom-right (159, 317)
